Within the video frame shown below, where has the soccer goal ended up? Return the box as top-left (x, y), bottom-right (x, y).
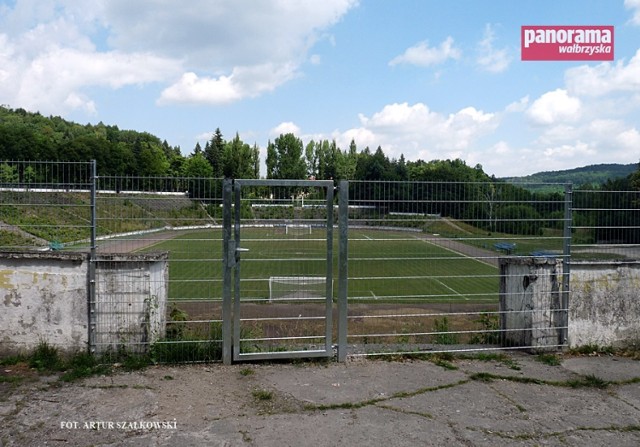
top-left (268, 276), bottom-right (332, 302)
top-left (285, 224), bottom-right (312, 235)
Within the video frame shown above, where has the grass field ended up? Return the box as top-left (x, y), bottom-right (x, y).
top-left (140, 226), bottom-right (499, 305)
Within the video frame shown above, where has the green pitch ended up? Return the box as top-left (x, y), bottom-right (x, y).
top-left (141, 227), bottom-right (499, 304)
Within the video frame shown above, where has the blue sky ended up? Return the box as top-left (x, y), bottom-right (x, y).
top-left (1, 0), bottom-right (640, 177)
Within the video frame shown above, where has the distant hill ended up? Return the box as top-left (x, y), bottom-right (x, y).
top-left (503, 163), bottom-right (637, 191)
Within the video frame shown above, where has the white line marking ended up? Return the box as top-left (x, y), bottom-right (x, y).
top-left (415, 236), bottom-right (497, 269)
top-left (433, 279), bottom-right (468, 300)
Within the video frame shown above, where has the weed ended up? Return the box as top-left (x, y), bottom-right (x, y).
top-left (240, 368), bottom-right (255, 376)
top-left (28, 342), bottom-right (63, 372)
top-left (121, 354), bottom-right (152, 371)
top-left (470, 372), bottom-right (495, 382)
top-left (536, 353), bottom-right (561, 366)
top-left (60, 351), bottom-right (110, 382)
top-left (469, 312), bottom-right (500, 345)
top-left (166, 305), bottom-right (189, 340)
top-left (0, 354), bottom-right (27, 366)
top-left (567, 374), bottom-right (609, 389)
top-left (430, 353), bottom-right (458, 370)
top-left (432, 317), bottom-right (459, 345)
top-left (570, 344), bottom-right (614, 356)
top-left (252, 389), bottom-right (273, 401)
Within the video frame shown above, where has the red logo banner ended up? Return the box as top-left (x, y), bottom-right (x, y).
top-left (521, 26), bottom-right (614, 61)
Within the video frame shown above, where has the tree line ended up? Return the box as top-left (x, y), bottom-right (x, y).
top-left (1, 105), bottom-right (638, 242)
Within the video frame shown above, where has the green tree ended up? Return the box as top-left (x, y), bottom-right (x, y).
top-left (205, 128), bottom-right (225, 178)
top-left (218, 133), bottom-right (259, 179)
top-left (305, 140), bottom-right (319, 179)
top-left (138, 142), bottom-right (170, 177)
top-left (266, 133), bottom-right (306, 180)
top-left (182, 153), bottom-right (214, 178)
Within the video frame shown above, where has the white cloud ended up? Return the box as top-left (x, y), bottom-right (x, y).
top-left (625, 0), bottom-right (640, 25)
top-left (505, 96), bottom-right (529, 113)
top-left (271, 122), bottom-right (302, 138)
top-left (389, 37), bottom-right (461, 67)
top-left (159, 63), bottom-right (298, 105)
top-left (104, 0), bottom-right (357, 105)
top-left (103, 0), bottom-right (356, 69)
top-left (0, 0), bottom-right (357, 112)
top-left (476, 24), bottom-right (511, 73)
top-left (542, 141), bottom-right (596, 159)
top-left (526, 89), bottom-right (582, 125)
top-left (565, 50), bottom-right (640, 97)
top-left (334, 102), bottom-right (497, 160)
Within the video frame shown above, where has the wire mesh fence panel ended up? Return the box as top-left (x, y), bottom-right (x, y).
top-left (95, 176), bottom-right (225, 363)
top-left (3, 159), bottom-right (639, 363)
top-left (570, 188), bottom-right (640, 348)
top-left (346, 181), bottom-right (570, 357)
top-left (572, 188), bottom-right (640, 259)
top-left (0, 160), bottom-right (94, 251)
top-left (230, 181), bottom-right (334, 359)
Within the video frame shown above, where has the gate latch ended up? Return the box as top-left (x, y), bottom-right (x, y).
top-left (227, 240), bottom-right (249, 267)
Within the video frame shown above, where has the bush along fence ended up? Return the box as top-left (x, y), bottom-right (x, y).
top-left (0, 160), bottom-right (638, 362)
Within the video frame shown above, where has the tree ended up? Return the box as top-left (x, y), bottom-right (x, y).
top-left (631, 160), bottom-right (640, 191)
top-left (266, 133), bottom-right (306, 180)
top-left (222, 133), bottom-right (257, 179)
top-left (182, 153), bottom-right (213, 178)
top-left (205, 128), bottom-right (225, 178)
top-left (305, 140), bottom-right (318, 179)
top-left (138, 142), bottom-right (169, 177)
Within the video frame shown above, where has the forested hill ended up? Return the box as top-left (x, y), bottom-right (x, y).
top-left (503, 163), bottom-right (637, 187)
top-left (0, 105), bottom-right (637, 188)
top-left (0, 105), bottom-right (493, 183)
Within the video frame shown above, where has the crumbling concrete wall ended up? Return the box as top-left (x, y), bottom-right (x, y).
top-left (0, 252), bottom-right (88, 355)
top-left (569, 261), bottom-right (640, 349)
top-left (499, 257), bottom-right (563, 350)
top-left (0, 251), bottom-right (168, 356)
top-left (500, 257), bottom-right (640, 351)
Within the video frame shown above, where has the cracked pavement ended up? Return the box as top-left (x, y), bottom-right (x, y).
top-left (1, 351), bottom-right (640, 446)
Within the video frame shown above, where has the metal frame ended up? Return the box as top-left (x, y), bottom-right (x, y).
top-left (223, 179), bottom-right (338, 363)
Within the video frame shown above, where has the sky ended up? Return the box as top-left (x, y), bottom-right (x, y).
top-left (1, 0), bottom-right (640, 177)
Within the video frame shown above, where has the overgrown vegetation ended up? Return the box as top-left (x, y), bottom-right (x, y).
top-left (3, 342), bottom-right (130, 383)
top-left (432, 317), bottom-right (459, 345)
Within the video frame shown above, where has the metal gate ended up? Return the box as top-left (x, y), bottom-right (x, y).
top-left (222, 179), bottom-right (339, 363)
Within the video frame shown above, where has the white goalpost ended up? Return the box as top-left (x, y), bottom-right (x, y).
top-left (268, 276), bottom-right (332, 302)
top-left (285, 224), bottom-right (312, 235)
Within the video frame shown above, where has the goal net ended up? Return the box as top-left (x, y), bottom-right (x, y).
top-left (268, 276), bottom-right (331, 302)
top-left (285, 224), bottom-right (312, 235)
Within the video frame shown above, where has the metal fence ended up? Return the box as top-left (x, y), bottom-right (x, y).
top-left (345, 180), bottom-right (571, 357)
top-left (0, 160), bottom-right (639, 362)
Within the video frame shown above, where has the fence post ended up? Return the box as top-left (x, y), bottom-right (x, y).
top-left (561, 183), bottom-right (572, 347)
top-left (222, 179), bottom-right (233, 365)
top-left (88, 160), bottom-right (97, 354)
top-left (337, 180), bottom-right (349, 362)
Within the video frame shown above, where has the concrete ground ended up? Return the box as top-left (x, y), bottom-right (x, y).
top-left (2, 351), bottom-right (640, 446)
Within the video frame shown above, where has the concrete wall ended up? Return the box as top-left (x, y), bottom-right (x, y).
top-left (499, 257), bottom-right (564, 350)
top-left (94, 253), bottom-right (168, 354)
top-left (0, 251), bottom-right (168, 356)
top-left (0, 252), bottom-right (88, 355)
top-left (500, 257), bottom-right (640, 350)
top-left (570, 261), bottom-right (640, 348)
